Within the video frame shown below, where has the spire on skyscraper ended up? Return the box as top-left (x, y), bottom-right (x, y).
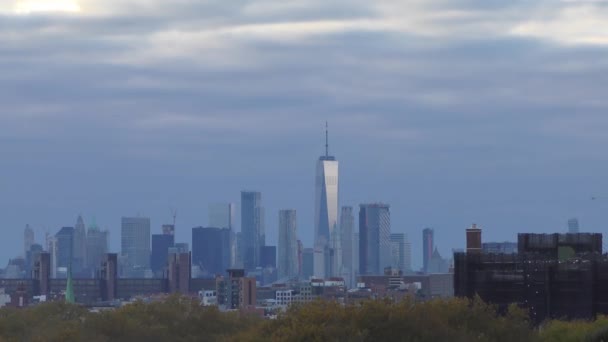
top-left (325, 121), bottom-right (329, 157)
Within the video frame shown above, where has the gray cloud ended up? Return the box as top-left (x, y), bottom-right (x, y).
top-left (0, 0), bottom-right (607, 267)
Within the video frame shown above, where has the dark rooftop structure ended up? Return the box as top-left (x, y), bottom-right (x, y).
top-left (455, 231), bottom-right (607, 324)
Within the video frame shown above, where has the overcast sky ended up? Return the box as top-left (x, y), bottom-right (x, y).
top-left (1, 0), bottom-right (608, 268)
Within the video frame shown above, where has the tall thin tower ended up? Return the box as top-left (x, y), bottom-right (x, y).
top-left (314, 122), bottom-right (339, 278)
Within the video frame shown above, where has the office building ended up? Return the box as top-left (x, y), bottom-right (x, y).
top-left (86, 222), bottom-right (109, 276)
top-left (302, 248), bottom-right (314, 280)
top-left (466, 224), bottom-right (482, 254)
top-left (209, 203), bottom-right (235, 229)
top-left (241, 191), bottom-right (264, 270)
top-left (24, 224), bottom-right (34, 258)
top-left (403, 235), bottom-right (412, 273)
top-left (150, 234), bottom-right (175, 275)
top-left (168, 252), bottom-right (191, 294)
top-left (314, 123), bottom-right (339, 278)
top-left (192, 227), bottom-right (230, 277)
top-left (340, 207), bottom-right (354, 279)
top-left (209, 203), bottom-right (236, 267)
top-left (390, 233), bottom-right (406, 272)
top-left (422, 228), bottom-right (434, 273)
top-left (55, 227), bottom-right (74, 271)
top-left (359, 203), bottom-right (391, 276)
top-left (120, 217), bottom-right (151, 276)
top-left (260, 246), bottom-right (276, 269)
top-left (568, 218), bottom-right (580, 233)
top-left (73, 215), bottom-right (87, 274)
top-left (278, 210), bottom-right (298, 279)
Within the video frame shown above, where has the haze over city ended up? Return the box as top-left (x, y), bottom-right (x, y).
top-left (2, 0), bottom-right (608, 269)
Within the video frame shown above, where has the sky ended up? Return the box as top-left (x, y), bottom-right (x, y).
top-left (1, 0), bottom-right (608, 269)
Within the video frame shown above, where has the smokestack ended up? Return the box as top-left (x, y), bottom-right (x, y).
top-left (466, 223), bottom-right (482, 254)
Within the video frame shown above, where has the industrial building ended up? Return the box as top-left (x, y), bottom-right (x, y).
top-left (454, 227), bottom-right (607, 323)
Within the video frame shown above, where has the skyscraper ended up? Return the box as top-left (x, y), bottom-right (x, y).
top-left (390, 233), bottom-right (405, 272)
top-left (73, 215), bottom-right (87, 274)
top-left (86, 222), bottom-right (108, 276)
top-left (241, 191), bottom-right (264, 271)
top-left (422, 228), bottom-right (434, 273)
top-left (359, 203), bottom-right (391, 275)
top-left (403, 235), bottom-right (412, 273)
top-left (24, 224), bottom-right (34, 257)
top-left (209, 203), bottom-right (236, 267)
top-left (278, 209), bottom-right (298, 279)
top-left (209, 203), bottom-right (235, 229)
top-left (192, 227), bottom-right (230, 277)
top-left (340, 206), bottom-right (354, 283)
top-left (150, 233), bottom-right (175, 275)
top-left (568, 218), bottom-right (580, 233)
top-left (121, 217), bottom-right (151, 276)
top-left (314, 123), bottom-right (339, 278)
top-left (55, 227), bottom-right (74, 271)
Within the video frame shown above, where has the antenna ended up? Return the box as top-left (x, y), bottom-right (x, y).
top-left (170, 207), bottom-right (177, 226)
top-left (325, 121), bottom-right (329, 157)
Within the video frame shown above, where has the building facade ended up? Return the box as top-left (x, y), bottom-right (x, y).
top-left (120, 217), bottom-right (151, 277)
top-left (241, 191), bottom-right (264, 271)
top-left (359, 204), bottom-right (391, 276)
top-left (278, 210), bottom-right (298, 280)
top-left (422, 228), bottom-right (434, 273)
top-left (192, 227), bottom-right (230, 277)
top-left (314, 125), bottom-right (339, 278)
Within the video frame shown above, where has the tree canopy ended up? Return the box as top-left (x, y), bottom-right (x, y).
top-left (0, 296), bottom-right (607, 341)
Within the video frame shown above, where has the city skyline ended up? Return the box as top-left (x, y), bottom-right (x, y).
top-left (2, 0), bottom-right (608, 271)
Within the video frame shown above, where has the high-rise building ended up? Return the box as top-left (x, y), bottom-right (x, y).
top-left (55, 227), bottom-right (74, 271)
top-left (390, 233), bottom-right (406, 272)
top-left (209, 203), bottom-right (236, 267)
top-left (209, 203), bottom-right (235, 229)
top-left (568, 218), bottom-right (580, 234)
top-left (86, 222), bottom-right (109, 276)
top-left (301, 248), bottom-right (314, 280)
top-left (192, 227), bottom-right (231, 277)
top-left (466, 224), bottom-right (482, 254)
top-left (403, 235), bottom-right (412, 273)
top-left (73, 215), bottom-right (87, 274)
top-left (423, 228), bottom-right (434, 273)
top-left (150, 234), bottom-right (175, 275)
top-left (24, 224), bottom-right (34, 258)
top-left (340, 207), bottom-right (354, 282)
top-left (241, 191), bottom-right (264, 271)
top-left (121, 217), bottom-right (151, 276)
top-left (278, 210), bottom-right (298, 279)
top-left (314, 123), bottom-right (339, 278)
top-left (359, 204), bottom-right (391, 276)
top-left (260, 246), bottom-right (277, 269)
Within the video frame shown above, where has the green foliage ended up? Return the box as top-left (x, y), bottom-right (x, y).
top-left (3, 295), bottom-right (608, 341)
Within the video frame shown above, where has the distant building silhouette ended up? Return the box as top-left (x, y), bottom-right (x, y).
top-left (24, 224), bottom-right (34, 258)
top-left (340, 206), bottom-right (355, 285)
top-left (120, 217), bottom-right (151, 277)
top-left (359, 203), bottom-right (391, 276)
top-left (568, 218), bottom-right (580, 233)
top-left (314, 123), bottom-right (339, 278)
top-left (192, 227), bottom-right (230, 277)
top-left (150, 233), bottom-right (174, 276)
top-left (278, 210), bottom-right (298, 279)
top-left (72, 216), bottom-right (86, 275)
top-left (422, 228), bottom-right (434, 273)
top-left (241, 191), bottom-right (264, 271)
top-left (55, 227), bottom-right (74, 274)
top-left (86, 222), bottom-right (108, 276)
top-left (390, 233), bottom-right (406, 273)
